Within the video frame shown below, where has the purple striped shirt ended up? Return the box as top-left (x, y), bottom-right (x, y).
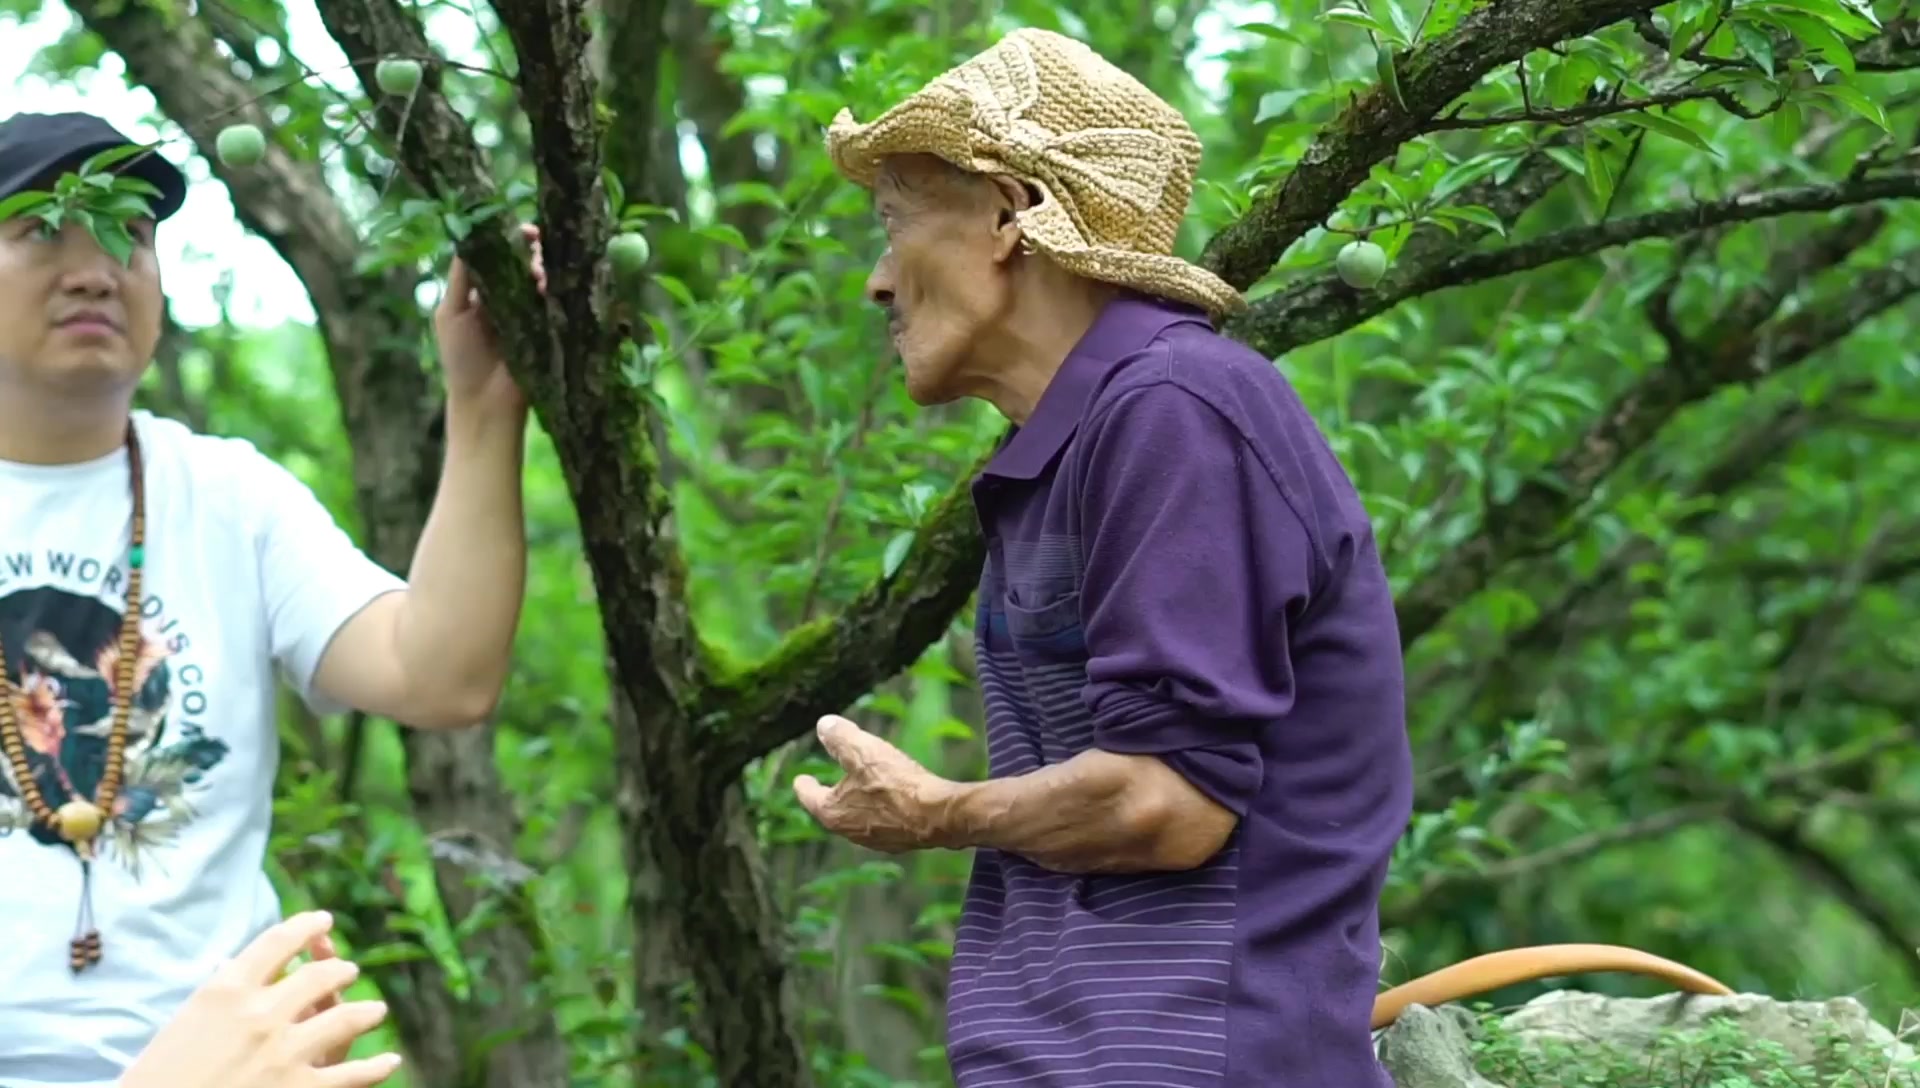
top-left (947, 294), bottom-right (1412, 1087)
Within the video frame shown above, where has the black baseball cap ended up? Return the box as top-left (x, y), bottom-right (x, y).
top-left (0, 112), bottom-right (188, 222)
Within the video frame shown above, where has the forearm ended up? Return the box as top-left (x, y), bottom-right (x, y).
top-left (930, 748), bottom-right (1233, 873)
top-left (392, 396), bottom-right (528, 718)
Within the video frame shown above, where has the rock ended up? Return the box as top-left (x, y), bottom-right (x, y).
top-left (1375, 1004), bottom-right (1502, 1088)
top-left (1373, 991), bottom-right (1919, 1088)
top-left (1498, 990), bottom-right (1915, 1068)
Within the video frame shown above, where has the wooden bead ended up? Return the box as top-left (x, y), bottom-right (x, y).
top-left (56, 799), bottom-right (104, 843)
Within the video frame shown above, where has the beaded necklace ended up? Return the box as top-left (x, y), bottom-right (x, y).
top-left (0, 420), bottom-right (145, 974)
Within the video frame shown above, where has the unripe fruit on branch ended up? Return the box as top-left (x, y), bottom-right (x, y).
top-left (1336, 239), bottom-right (1387, 289)
top-left (609, 232), bottom-right (651, 276)
top-left (376, 59), bottom-right (423, 96)
top-left (215, 124), bottom-right (265, 168)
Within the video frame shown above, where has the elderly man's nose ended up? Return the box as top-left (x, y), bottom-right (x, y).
top-left (865, 252), bottom-right (896, 308)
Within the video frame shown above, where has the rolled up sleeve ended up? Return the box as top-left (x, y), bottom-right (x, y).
top-left (1074, 378), bottom-right (1317, 814)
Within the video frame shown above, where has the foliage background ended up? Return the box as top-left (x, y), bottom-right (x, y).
top-left (4, 0), bottom-right (1919, 1085)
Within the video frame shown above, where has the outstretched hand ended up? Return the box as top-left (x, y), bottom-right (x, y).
top-left (119, 911), bottom-right (399, 1088)
top-left (793, 715), bottom-right (959, 854)
top-left (296, 930), bottom-right (352, 1068)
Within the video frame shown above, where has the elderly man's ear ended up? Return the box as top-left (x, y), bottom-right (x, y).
top-left (988, 175), bottom-right (1034, 261)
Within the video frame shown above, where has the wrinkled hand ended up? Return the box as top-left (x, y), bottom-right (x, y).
top-left (119, 911), bottom-right (399, 1088)
top-left (793, 715), bottom-right (957, 854)
top-left (432, 223), bottom-right (541, 411)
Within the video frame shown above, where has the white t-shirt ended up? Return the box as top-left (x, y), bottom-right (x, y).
top-left (0, 410), bottom-right (405, 1087)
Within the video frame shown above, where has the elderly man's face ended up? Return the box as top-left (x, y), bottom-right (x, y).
top-left (864, 154), bottom-right (1023, 405)
top-left (0, 194), bottom-right (162, 401)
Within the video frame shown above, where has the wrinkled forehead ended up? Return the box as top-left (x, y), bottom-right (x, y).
top-left (873, 153), bottom-right (984, 209)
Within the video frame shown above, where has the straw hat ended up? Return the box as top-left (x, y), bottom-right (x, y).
top-left (825, 28), bottom-right (1246, 318)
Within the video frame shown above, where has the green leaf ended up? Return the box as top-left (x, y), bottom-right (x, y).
top-left (653, 273), bottom-right (697, 310)
top-left (1429, 204), bottom-right (1508, 236)
top-left (718, 181), bottom-right (786, 211)
top-left (0, 189), bottom-right (54, 221)
top-left (1544, 145), bottom-right (1588, 178)
top-left (104, 193), bottom-right (155, 221)
top-left (882, 530), bottom-right (915, 579)
top-left (1582, 136), bottom-right (1614, 209)
top-left (1375, 46), bottom-right (1407, 112)
top-left (601, 167), bottom-right (625, 219)
top-left (1254, 89), bottom-right (1310, 125)
top-left (1667, 1), bottom-right (1718, 57)
top-left (1764, 11), bottom-right (1856, 73)
top-left (1811, 81), bottom-right (1891, 132)
top-left (1770, 99), bottom-right (1804, 146)
top-left (1382, 0), bottom-right (1416, 43)
top-left (1620, 110), bottom-right (1721, 157)
top-left (1323, 6), bottom-right (1402, 43)
top-left (1237, 21), bottom-right (1303, 42)
top-left (77, 143), bottom-right (150, 174)
top-left (1358, 355), bottom-right (1423, 385)
top-left (698, 222), bottom-right (751, 251)
top-left (1753, 0), bottom-right (1879, 38)
top-left (1422, 0), bottom-right (1485, 38)
top-left (1731, 21), bottom-right (1777, 76)
top-left (111, 176), bottom-right (163, 200)
top-left (901, 481), bottom-right (938, 523)
top-left (92, 220), bottom-right (134, 266)
top-left (1545, 55), bottom-right (1602, 106)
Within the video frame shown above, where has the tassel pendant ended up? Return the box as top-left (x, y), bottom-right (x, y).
top-left (69, 859), bottom-right (103, 974)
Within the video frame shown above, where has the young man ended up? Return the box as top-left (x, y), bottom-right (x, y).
top-left (794, 30), bottom-right (1413, 1088)
top-left (0, 110), bottom-right (529, 1086)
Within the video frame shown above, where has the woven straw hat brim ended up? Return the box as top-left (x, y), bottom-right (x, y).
top-left (825, 30), bottom-right (1247, 318)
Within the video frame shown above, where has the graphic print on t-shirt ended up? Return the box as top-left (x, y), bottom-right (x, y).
top-left (0, 560), bottom-right (229, 878)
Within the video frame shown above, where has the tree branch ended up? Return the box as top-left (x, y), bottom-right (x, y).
top-left (1199, 0), bottom-right (1664, 289)
top-left (1856, 14), bottom-right (1920, 72)
top-left (312, 0), bottom-right (710, 707)
top-left (1730, 805), bottom-right (1920, 980)
top-left (1386, 802), bottom-right (1726, 929)
top-left (1393, 242), bottom-right (1920, 645)
top-left (1635, 12), bottom-right (1920, 74)
top-left (701, 453), bottom-right (992, 779)
top-left (1387, 726), bottom-right (1920, 929)
top-left (1231, 171), bottom-right (1920, 359)
top-left (1403, 380), bottom-right (1861, 745)
top-left (1429, 85), bottom-right (1770, 130)
top-left (600, 0), bottom-right (672, 207)
top-left (311, 6), bottom-right (829, 1079)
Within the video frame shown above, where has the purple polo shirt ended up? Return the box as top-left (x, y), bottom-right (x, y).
top-left (945, 293), bottom-right (1413, 1087)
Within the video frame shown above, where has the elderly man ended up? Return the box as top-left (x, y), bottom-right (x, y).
top-left (792, 29), bottom-right (1412, 1088)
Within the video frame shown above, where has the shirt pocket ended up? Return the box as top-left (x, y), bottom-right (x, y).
top-left (1000, 582), bottom-right (1086, 667)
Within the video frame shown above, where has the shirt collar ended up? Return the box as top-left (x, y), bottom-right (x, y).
top-left (980, 293), bottom-right (1213, 482)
